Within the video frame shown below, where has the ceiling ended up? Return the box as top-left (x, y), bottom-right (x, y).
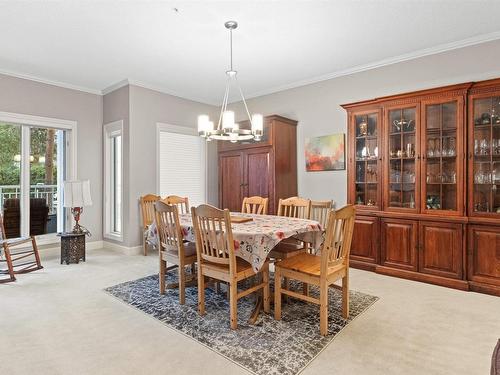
top-left (1, 0), bottom-right (500, 104)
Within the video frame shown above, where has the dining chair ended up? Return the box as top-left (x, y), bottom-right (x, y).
top-left (274, 205), bottom-right (356, 336)
top-left (163, 195), bottom-right (190, 215)
top-left (140, 194), bottom-right (160, 256)
top-left (310, 200), bottom-right (333, 230)
top-left (241, 196), bottom-right (269, 215)
top-left (191, 204), bottom-right (270, 329)
top-left (0, 212), bottom-right (43, 283)
top-left (269, 197), bottom-right (312, 260)
top-left (155, 201), bottom-right (197, 304)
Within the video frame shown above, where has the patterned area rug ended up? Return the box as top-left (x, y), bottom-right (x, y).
top-left (105, 270), bottom-right (378, 375)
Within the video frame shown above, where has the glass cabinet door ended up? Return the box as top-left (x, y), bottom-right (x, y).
top-left (353, 112), bottom-right (380, 209)
top-left (422, 99), bottom-right (463, 214)
top-left (471, 96), bottom-right (500, 215)
top-left (385, 106), bottom-right (418, 211)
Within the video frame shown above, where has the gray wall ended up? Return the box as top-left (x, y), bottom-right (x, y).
top-left (103, 86), bottom-right (130, 245)
top-left (126, 84), bottom-right (217, 247)
top-left (231, 39), bottom-right (500, 206)
top-left (0, 73), bottom-right (103, 240)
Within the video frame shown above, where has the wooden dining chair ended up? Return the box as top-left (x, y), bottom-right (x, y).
top-left (191, 204), bottom-right (270, 329)
top-left (155, 201), bottom-right (196, 304)
top-left (0, 212), bottom-right (43, 283)
top-left (268, 197), bottom-right (312, 261)
top-left (163, 195), bottom-right (190, 215)
top-left (241, 196), bottom-right (268, 215)
top-left (274, 205), bottom-right (356, 336)
top-left (140, 194), bottom-right (160, 256)
top-left (310, 200), bottom-right (333, 229)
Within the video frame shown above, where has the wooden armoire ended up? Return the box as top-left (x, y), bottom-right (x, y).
top-left (342, 78), bottom-right (500, 297)
top-left (218, 115), bottom-right (298, 215)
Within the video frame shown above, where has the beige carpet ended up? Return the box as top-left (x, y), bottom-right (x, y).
top-left (1, 247), bottom-right (499, 375)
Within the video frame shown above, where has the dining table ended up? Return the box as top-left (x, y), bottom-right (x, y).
top-left (147, 212), bottom-right (324, 272)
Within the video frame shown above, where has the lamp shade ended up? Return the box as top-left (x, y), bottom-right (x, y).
top-left (63, 180), bottom-right (92, 208)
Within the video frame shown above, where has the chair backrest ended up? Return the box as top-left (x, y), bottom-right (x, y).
top-left (154, 201), bottom-right (184, 256)
top-left (163, 195), bottom-right (190, 215)
top-left (311, 200), bottom-right (333, 229)
top-left (277, 197), bottom-right (311, 219)
top-left (191, 204), bottom-right (237, 274)
top-left (321, 205), bottom-right (356, 273)
top-left (140, 194), bottom-right (160, 228)
top-left (241, 196), bottom-right (268, 215)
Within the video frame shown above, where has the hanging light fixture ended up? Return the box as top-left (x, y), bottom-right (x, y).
top-left (198, 21), bottom-right (263, 143)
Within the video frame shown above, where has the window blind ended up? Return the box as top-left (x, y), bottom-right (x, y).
top-left (158, 131), bottom-right (206, 207)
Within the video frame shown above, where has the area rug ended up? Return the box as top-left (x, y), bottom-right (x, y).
top-left (105, 270), bottom-right (378, 375)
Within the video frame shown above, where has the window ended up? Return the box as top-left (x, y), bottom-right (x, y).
top-left (0, 112), bottom-right (75, 242)
top-left (157, 124), bottom-right (206, 207)
top-left (104, 121), bottom-right (123, 240)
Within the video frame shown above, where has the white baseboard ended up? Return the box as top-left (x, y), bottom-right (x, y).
top-left (102, 240), bottom-right (144, 255)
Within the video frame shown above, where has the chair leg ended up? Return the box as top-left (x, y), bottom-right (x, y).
top-left (159, 257), bottom-right (166, 294)
top-left (198, 271), bottom-right (206, 316)
top-left (320, 280), bottom-right (328, 336)
top-left (274, 267), bottom-right (282, 320)
top-left (302, 282), bottom-right (309, 296)
top-left (229, 279), bottom-right (238, 330)
top-left (262, 264), bottom-right (270, 314)
top-left (342, 272), bottom-right (349, 319)
top-left (178, 263), bottom-right (186, 305)
top-left (2, 245), bottom-right (16, 283)
top-left (283, 277), bottom-right (290, 303)
top-left (31, 237), bottom-right (43, 269)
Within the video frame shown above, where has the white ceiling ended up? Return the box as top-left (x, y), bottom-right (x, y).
top-left (1, 1), bottom-right (500, 104)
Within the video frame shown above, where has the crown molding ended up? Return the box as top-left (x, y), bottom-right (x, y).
top-left (1, 30), bottom-right (500, 103)
top-left (237, 30), bottom-right (500, 102)
top-left (101, 79), bottom-right (130, 95)
top-left (0, 67), bottom-right (102, 95)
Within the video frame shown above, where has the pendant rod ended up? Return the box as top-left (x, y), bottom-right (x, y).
top-left (229, 28), bottom-right (233, 72)
top-left (237, 79), bottom-right (253, 124)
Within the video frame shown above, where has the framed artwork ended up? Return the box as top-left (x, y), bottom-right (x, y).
top-left (305, 133), bottom-right (345, 171)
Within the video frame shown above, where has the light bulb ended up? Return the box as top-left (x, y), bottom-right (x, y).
top-left (222, 110), bottom-right (235, 132)
top-left (198, 114), bottom-right (209, 135)
top-left (251, 114), bottom-right (263, 137)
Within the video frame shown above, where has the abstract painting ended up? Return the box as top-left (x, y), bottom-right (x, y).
top-left (305, 133), bottom-right (345, 171)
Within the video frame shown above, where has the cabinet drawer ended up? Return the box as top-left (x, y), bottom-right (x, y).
top-left (468, 225), bottom-right (500, 287)
top-left (351, 216), bottom-right (379, 264)
top-left (419, 221), bottom-right (463, 279)
top-left (381, 218), bottom-right (418, 271)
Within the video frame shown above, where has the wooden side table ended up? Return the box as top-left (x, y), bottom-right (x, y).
top-left (57, 232), bottom-right (86, 264)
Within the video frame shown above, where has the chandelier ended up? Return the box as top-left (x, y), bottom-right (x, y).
top-left (198, 21), bottom-right (263, 143)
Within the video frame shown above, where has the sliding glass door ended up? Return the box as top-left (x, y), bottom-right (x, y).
top-left (0, 121), bottom-right (70, 239)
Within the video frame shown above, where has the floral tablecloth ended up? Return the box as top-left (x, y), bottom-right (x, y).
top-left (146, 213), bottom-right (323, 272)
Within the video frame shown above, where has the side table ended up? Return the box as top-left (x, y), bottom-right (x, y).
top-left (57, 232), bottom-right (86, 264)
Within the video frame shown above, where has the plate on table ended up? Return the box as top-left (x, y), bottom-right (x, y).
top-left (230, 216), bottom-right (253, 224)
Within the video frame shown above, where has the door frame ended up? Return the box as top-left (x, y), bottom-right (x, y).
top-left (0, 111), bottom-right (77, 244)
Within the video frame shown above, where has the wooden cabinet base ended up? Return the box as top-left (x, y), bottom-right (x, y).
top-left (350, 259), bottom-right (377, 272)
top-left (375, 265), bottom-right (470, 291)
top-left (468, 281), bottom-right (500, 297)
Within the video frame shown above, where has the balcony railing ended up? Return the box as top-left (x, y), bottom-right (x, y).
top-left (0, 184), bottom-right (58, 215)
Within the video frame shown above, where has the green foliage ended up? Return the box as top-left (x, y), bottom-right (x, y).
top-left (0, 124), bottom-right (57, 186)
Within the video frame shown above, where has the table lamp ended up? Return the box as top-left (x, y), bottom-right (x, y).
top-left (63, 180), bottom-right (92, 234)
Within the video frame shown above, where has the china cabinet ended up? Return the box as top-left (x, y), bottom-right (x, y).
top-left (343, 78), bottom-right (500, 296)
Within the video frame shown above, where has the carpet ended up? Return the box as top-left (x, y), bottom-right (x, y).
top-left (105, 270), bottom-right (378, 375)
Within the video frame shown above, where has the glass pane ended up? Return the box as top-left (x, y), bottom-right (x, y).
top-left (0, 123), bottom-right (22, 238)
top-left (354, 113), bottom-right (379, 207)
top-left (424, 102), bottom-right (458, 211)
top-left (387, 107), bottom-right (416, 209)
top-left (112, 135), bottom-right (122, 233)
top-left (472, 96), bottom-right (500, 214)
top-left (30, 127), bottom-right (62, 235)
